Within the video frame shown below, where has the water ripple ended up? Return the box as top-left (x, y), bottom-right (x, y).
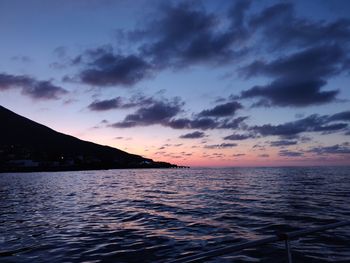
top-left (0, 167), bottom-right (349, 262)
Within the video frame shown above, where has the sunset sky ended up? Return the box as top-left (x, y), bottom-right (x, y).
top-left (1, 0), bottom-right (350, 167)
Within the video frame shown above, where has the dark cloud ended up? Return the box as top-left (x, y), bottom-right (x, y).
top-left (328, 111), bottom-right (350, 122)
top-left (204, 143), bottom-right (237, 149)
top-left (101, 1), bottom-right (250, 76)
top-left (0, 73), bottom-right (67, 100)
top-left (252, 121), bottom-right (343, 137)
top-left (314, 123), bottom-right (348, 132)
top-left (241, 45), bottom-right (344, 80)
top-left (270, 140), bottom-right (298, 147)
top-left (252, 143), bottom-right (266, 150)
top-left (111, 97), bottom-right (184, 128)
top-left (252, 123), bottom-right (302, 137)
top-left (236, 4), bottom-right (350, 109)
top-left (21, 81), bottom-right (67, 100)
top-left (64, 1), bottom-right (252, 88)
top-left (308, 144), bottom-right (350, 155)
top-left (232, 153), bottom-right (245, 157)
top-left (241, 78), bottom-right (338, 107)
top-left (167, 118), bottom-right (192, 129)
top-left (88, 97), bottom-right (143, 111)
top-left (81, 55), bottom-right (151, 86)
top-left (88, 97), bottom-right (126, 111)
top-left (240, 45), bottom-right (345, 107)
top-left (218, 116), bottom-right (249, 129)
top-left (63, 1), bottom-right (350, 96)
top-left (136, 2), bottom-right (247, 67)
top-left (250, 3), bottom-right (350, 48)
top-left (251, 112), bottom-right (349, 137)
top-left (168, 117), bottom-right (217, 130)
top-left (198, 101), bottom-right (242, 117)
top-left (179, 131), bottom-right (206, 139)
top-left (70, 47), bottom-right (152, 87)
top-left (168, 116), bottom-right (247, 130)
top-left (88, 94), bottom-right (161, 111)
top-left (223, 133), bottom-right (254, 140)
top-left (228, 0), bottom-right (251, 31)
top-left (279, 150), bottom-right (303, 157)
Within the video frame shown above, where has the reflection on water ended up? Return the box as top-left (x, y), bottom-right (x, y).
top-left (0, 167), bottom-right (349, 262)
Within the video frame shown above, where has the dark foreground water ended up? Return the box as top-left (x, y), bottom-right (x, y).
top-left (0, 167), bottom-right (349, 263)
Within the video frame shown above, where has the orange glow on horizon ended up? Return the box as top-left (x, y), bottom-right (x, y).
top-left (49, 125), bottom-right (349, 168)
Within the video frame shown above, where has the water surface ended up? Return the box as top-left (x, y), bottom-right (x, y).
top-left (1, 167), bottom-right (349, 262)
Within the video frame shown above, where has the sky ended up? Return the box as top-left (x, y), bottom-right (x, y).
top-left (0, 0), bottom-right (350, 167)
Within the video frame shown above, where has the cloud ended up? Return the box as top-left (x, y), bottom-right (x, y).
top-left (88, 97), bottom-right (135, 111)
top-left (62, 1), bottom-right (253, 89)
top-left (279, 150), bottom-right (303, 157)
top-left (270, 140), bottom-right (298, 147)
top-left (179, 131), bottom-right (206, 139)
top-left (218, 116), bottom-right (249, 129)
top-left (228, 0), bottom-right (251, 31)
top-left (204, 143), bottom-right (237, 149)
top-left (251, 111), bottom-right (349, 137)
top-left (89, 97), bottom-right (123, 111)
top-left (241, 45), bottom-right (344, 80)
top-left (223, 132), bottom-right (254, 140)
top-left (232, 153), bottom-right (245, 157)
top-left (308, 143), bottom-right (350, 155)
top-left (136, 2), bottom-right (248, 67)
top-left (241, 78), bottom-right (338, 107)
top-left (252, 143), bottom-right (266, 150)
top-left (111, 97), bottom-right (184, 128)
top-left (0, 73), bottom-right (67, 100)
top-left (166, 117), bottom-right (217, 130)
top-left (240, 45), bottom-right (345, 107)
top-left (88, 94), bottom-right (162, 111)
top-left (189, 118), bottom-right (220, 130)
top-left (198, 101), bottom-right (242, 117)
top-left (250, 3), bottom-right (350, 48)
top-left (249, 3), bottom-right (293, 29)
top-left (70, 47), bottom-right (153, 87)
top-left (258, 154), bottom-right (269, 158)
top-left (21, 81), bottom-right (67, 100)
top-left (168, 116), bottom-right (247, 130)
top-left (53, 46), bottom-right (68, 58)
top-left (328, 111), bottom-right (350, 122)
top-left (108, 100), bottom-right (247, 130)
top-left (252, 120), bottom-right (343, 137)
top-left (127, 1), bottom-right (249, 68)
top-left (61, 1), bottom-right (350, 96)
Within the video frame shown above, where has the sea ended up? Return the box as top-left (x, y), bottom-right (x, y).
top-left (0, 167), bottom-right (349, 263)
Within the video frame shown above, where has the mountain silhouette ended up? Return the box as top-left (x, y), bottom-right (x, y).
top-left (0, 105), bottom-right (176, 172)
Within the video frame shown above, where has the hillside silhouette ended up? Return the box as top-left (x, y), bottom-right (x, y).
top-left (0, 105), bottom-right (176, 172)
